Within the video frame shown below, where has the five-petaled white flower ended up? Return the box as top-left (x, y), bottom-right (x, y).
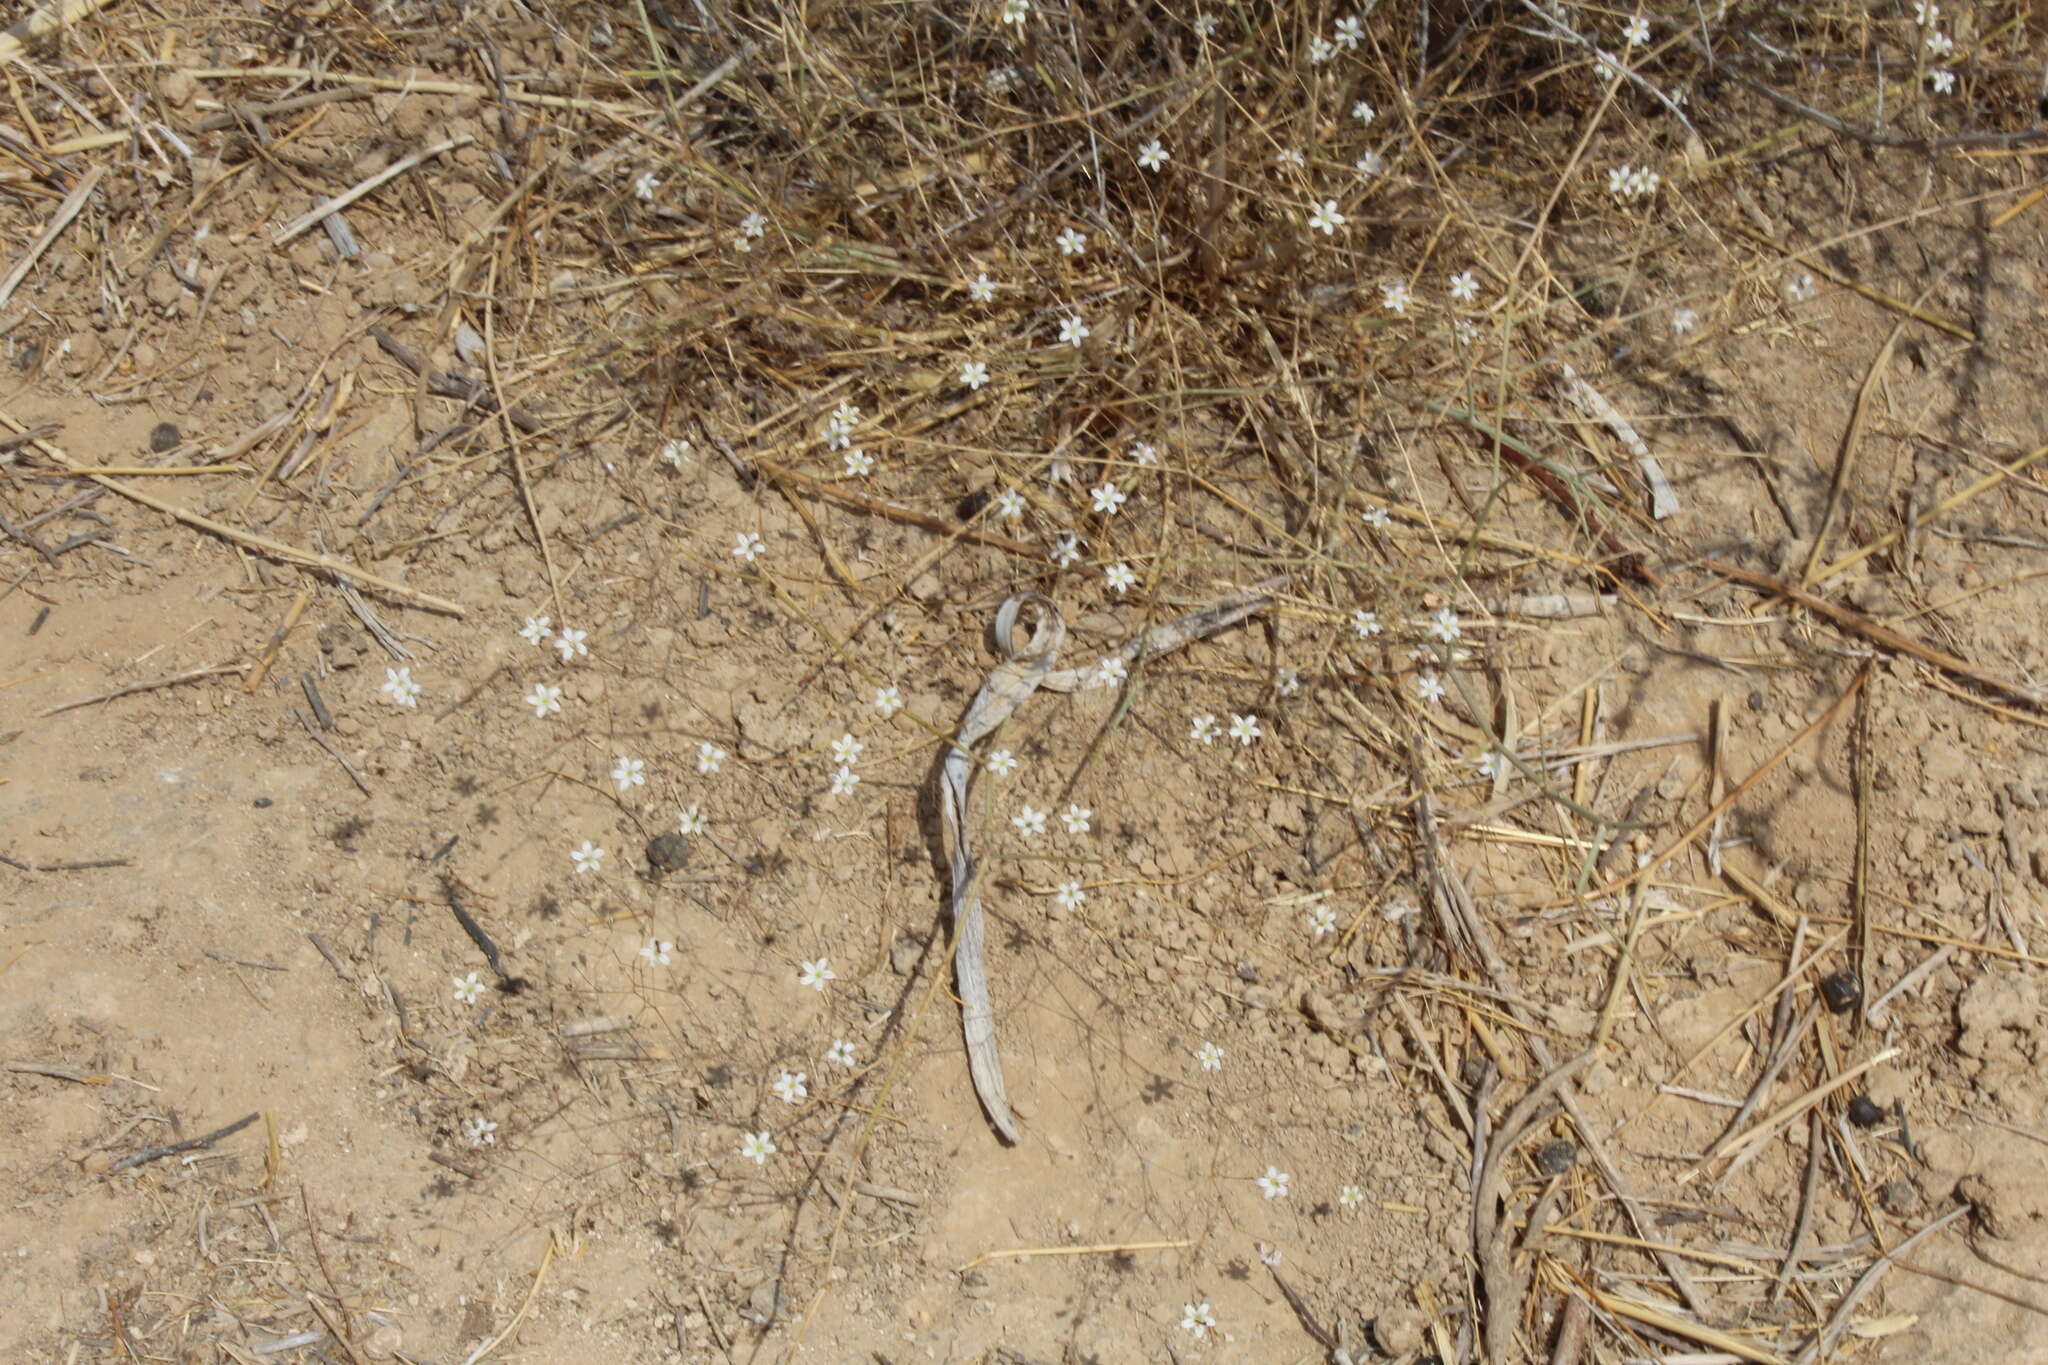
top-left (698, 741), bottom-right (727, 774)
top-left (1274, 147), bottom-right (1306, 170)
top-left (1181, 1302), bottom-right (1217, 1338)
top-left (640, 938), bottom-right (672, 966)
top-left (1195, 1040), bottom-right (1223, 1071)
top-left (959, 359), bottom-right (990, 390)
top-left (1454, 318), bottom-right (1479, 346)
top-left (995, 488), bottom-right (1025, 518)
top-left (985, 748), bottom-right (1018, 776)
top-left (1189, 713), bottom-right (1221, 744)
top-left (1309, 35), bottom-right (1335, 63)
top-left (843, 448), bottom-right (875, 477)
top-left (1352, 99), bottom-right (1377, 124)
top-left (1671, 307), bottom-right (1698, 335)
top-left (1307, 198), bottom-right (1346, 236)
top-left (1129, 440), bottom-right (1159, 466)
top-left (1448, 270), bottom-right (1479, 303)
top-left (1091, 480), bottom-right (1126, 515)
top-left (1104, 562), bottom-right (1137, 594)
top-left (1929, 67), bottom-right (1956, 94)
top-left (741, 211), bottom-right (769, 239)
top-left (738, 1130), bottom-right (776, 1164)
top-left (1229, 713), bottom-right (1261, 746)
top-left (829, 764), bottom-right (860, 797)
top-left (382, 667), bottom-right (421, 708)
top-left (1607, 165), bottom-right (1659, 201)
top-left (1053, 534), bottom-right (1084, 567)
top-left (1428, 607), bottom-right (1463, 644)
top-left (1476, 751), bottom-right (1509, 782)
top-left (1335, 15), bottom-right (1363, 47)
top-left (1913, 1), bottom-right (1938, 25)
top-left (1056, 226), bottom-right (1087, 257)
top-left (771, 1069), bottom-right (807, 1104)
top-left (1137, 139), bottom-right (1169, 172)
top-left (1061, 803), bottom-right (1092, 835)
top-left (464, 1116), bottom-right (498, 1147)
top-left (1381, 280), bottom-right (1413, 314)
top-left (518, 615), bottom-right (552, 646)
top-left (1094, 655), bottom-right (1128, 687)
top-left (797, 957), bottom-right (836, 991)
top-left (571, 840), bottom-right (605, 874)
top-left (1193, 13), bottom-right (1219, 36)
top-left (1339, 1184), bottom-right (1365, 1208)
top-left (1352, 608), bottom-right (1382, 637)
top-left (1257, 1165), bottom-right (1291, 1199)
top-left (1059, 314), bottom-right (1090, 347)
top-left (968, 272), bottom-right (998, 302)
top-left (1926, 30), bottom-right (1954, 57)
top-left (733, 531), bottom-right (765, 562)
top-left (1278, 667), bottom-right (1300, 697)
top-left (1415, 674), bottom-right (1448, 705)
top-left (1355, 149), bottom-right (1385, 177)
top-left (453, 972), bottom-right (485, 1004)
top-left (873, 686), bottom-right (905, 717)
top-left (1622, 14), bottom-right (1650, 45)
top-left (1054, 880), bottom-right (1086, 911)
top-left (1012, 805), bottom-right (1048, 837)
top-left (554, 627), bottom-right (589, 662)
top-left (831, 733), bottom-right (864, 766)
top-left (524, 682), bottom-right (563, 718)
top-left (1310, 904), bottom-right (1338, 937)
top-left (826, 1038), bottom-right (856, 1068)
top-left (659, 438), bottom-right (691, 469)
top-left (1361, 504), bottom-right (1391, 530)
top-left (1786, 272), bottom-right (1817, 302)
top-left (1257, 1243), bottom-right (1282, 1268)
top-left (611, 755), bottom-right (646, 792)
top-left (633, 171), bottom-right (659, 201)
top-left (678, 804), bottom-right (709, 835)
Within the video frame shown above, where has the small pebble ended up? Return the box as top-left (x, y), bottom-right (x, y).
top-left (1819, 969), bottom-right (1862, 1014)
top-left (1536, 1139), bottom-right (1577, 1176)
top-left (149, 421), bottom-right (181, 452)
top-left (1847, 1094), bottom-right (1885, 1127)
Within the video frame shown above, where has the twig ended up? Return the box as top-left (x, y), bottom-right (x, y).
top-left (272, 137), bottom-right (473, 245)
top-left (1796, 1205), bottom-right (1970, 1364)
top-left (953, 1238), bottom-right (1190, 1273)
top-left (443, 874), bottom-right (514, 985)
top-left (294, 707), bottom-right (370, 796)
top-left (107, 1110), bottom-right (260, 1174)
top-left (0, 162), bottom-right (101, 312)
top-left (6, 1059), bottom-right (109, 1084)
top-left (242, 588), bottom-right (312, 693)
top-left (40, 663), bottom-right (240, 716)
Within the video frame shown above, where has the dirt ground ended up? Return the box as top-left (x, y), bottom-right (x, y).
top-left (5, 5), bottom-right (2048, 1363)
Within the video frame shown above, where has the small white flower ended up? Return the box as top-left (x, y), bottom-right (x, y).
top-left (832, 402), bottom-right (861, 428)
top-left (738, 1130), bottom-right (776, 1164)
top-left (1104, 562), bottom-right (1137, 594)
top-left (1354, 149), bottom-right (1385, 177)
top-left (1060, 803), bottom-right (1092, 836)
top-left (1381, 280), bottom-right (1413, 314)
top-left (1129, 440), bottom-right (1159, 466)
top-left (658, 438), bottom-right (691, 469)
top-left (826, 1038), bottom-right (856, 1068)
top-left (985, 64), bottom-right (1019, 94)
top-left (733, 530), bottom-right (765, 562)
top-left (453, 972), bottom-right (485, 1004)
top-left (1671, 307), bottom-right (1699, 335)
top-left (524, 682), bottom-right (563, 718)
top-left (698, 741), bottom-right (727, 774)
top-left (1622, 14), bottom-right (1650, 46)
top-left (1189, 713), bottom-right (1220, 744)
top-left (1274, 147), bottom-right (1306, 170)
top-left (985, 748), bottom-right (1018, 777)
top-left (1453, 318), bottom-right (1479, 346)
top-left (1351, 99), bottom-right (1377, 124)
top-left (1307, 198), bottom-right (1346, 236)
top-left (843, 448), bottom-right (875, 477)
top-left (1427, 607), bottom-right (1463, 644)
top-left (995, 488), bottom-right (1026, 518)
top-left (1309, 904), bottom-right (1338, 937)
top-left (968, 272), bottom-right (998, 302)
top-left (571, 840), bottom-right (606, 874)
top-left (1926, 30), bottom-right (1954, 57)
top-left (1277, 667), bottom-right (1300, 697)
top-left (678, 804), bottom-right (709, 835)
top-left (822, 418), bottom-right (854, 450)
top-left (1448, 270), bottom-right (1479, 303)
top-left (1228, 713), bottom-right (1261, 746)
top-left (1053, 880), bottom-right (1086, 911)
top-left (1361, 504), bottom-right (1391, 530)
top-left (1059, 313), bottom-right (1090, 347)
top-left (1476, 751), bottom-right (1509, 782)
top-left (1786, 272), bottom-right (1817, 302)
top-left (1339, 1184), bottom-right (1364, 1209)
top-left (1181, 1302), bottom-right (1217, 1338)
top-left (1012, 805), bottom-right (1048, 838)
top-left (1630, 166), bottom-right (1661, 197)
top-left (1929, 67), bottom-right (1956, 95)
top-left (1608, 164), bottom-right (1659, 201)
top-left (554, 627), bottom-right (589, 662)
top-left (831, 733), bottom-right (864, 766)
top-left (518, 615), bottom-right (552, 646)
top-left (1053, 534), bottom-right (1084, 567)
top-left (1913, 1), bottom-right (1938, 26)
top-left (1094, 655), bottom-right (1128, 687)
top-left (1193, 14), bottom-right (1219, 37)
top-left (771, 1069), bottom-right (807, 1104)
top-left (740, 211), bottom-right (769, 239)
top-left (1352, 608), bottom-right (1382, 637)
top-left (1056, 226), bottom-right (1087, 257)
top-left (381, 666), bottom-right (421, 708)
top-left (1137, 139), bottom-right (1169, 172)
top-left (1334, 15), bottom-right (1363, 47)
top-left (463, 1115), bottom-right (498, 1147)
top-left (873, 686), bottom-right (905, 717)
top-left (1257, 1243), bottom-right (1282, 1268)
top-left (611, 755), bottom-right (646, 792)
top-left (829, 764), bottom-right (860, 797)
top-left (1195, 1040), bottom-right (1223, 1071)
top-left (1415, 674), bottom-right (1448, 705)
top-left (640, 938), bottom-right (673, 966)
top-left (959, 358), bottom-right (990, 390)
top-left (1090, 480), bottom-right (1126, 514)
top-left (1256, 1165), bottom-right (1291, 1199)
top-left (797, 956), bottom-right (836, 991)
top-left (632, 170), bottom-right (659, 201)
top-left (1309, 35), bottom-right (1336, 63)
